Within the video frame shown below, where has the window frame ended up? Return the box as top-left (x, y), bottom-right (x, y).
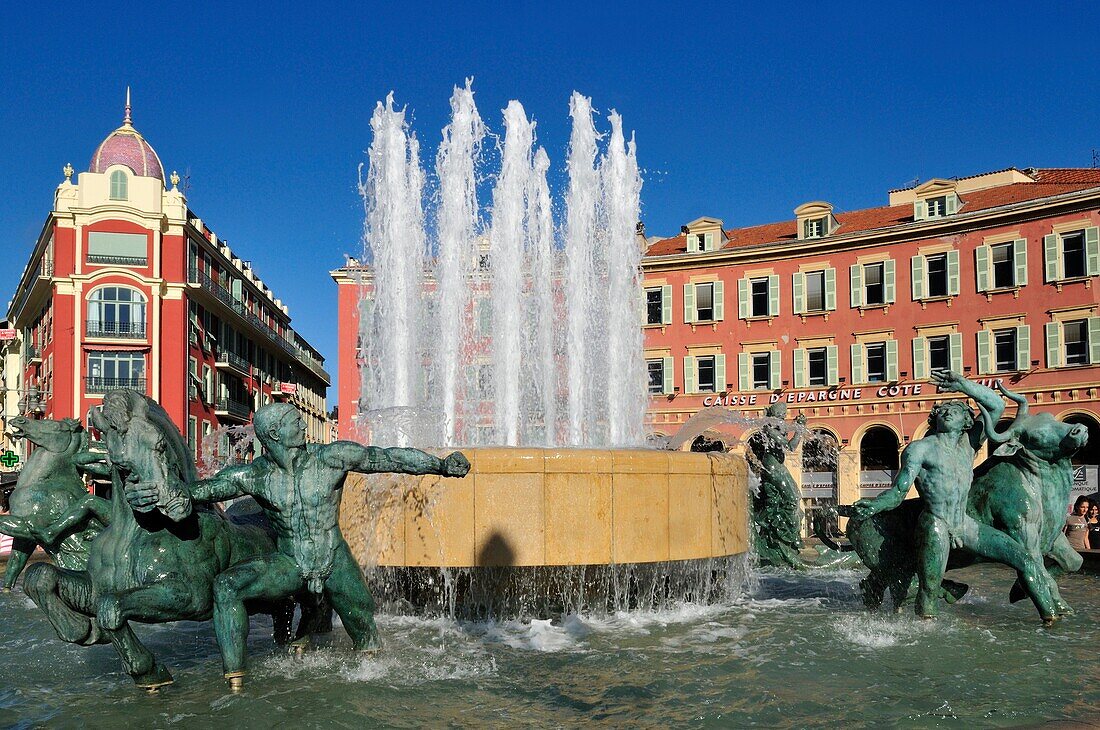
top-left (646, 358), bottom-right (665, 394)
top-left (109, 169), bottom-right (128, 201)
top-left (1063, 319), bottom-right (1089, 366)
top-left (991, 242), bottom-right (1016, 289)
top-left (807, 347), bottom-right (827, 387)
top-left (695, 282), bottom-right (715, 322)
top-left (864, 263), bottom-right (885, 306)
top-left (865, 342), bottom-right (888, 383)
top-left (750, 352), bottom-right (771, 390)
top-left (993, 328), bottom-right (1018, 372)
top-left (749, 277), bottom-right (770, 317)
top-left (696, 355), bottom-right (717, 393)
top-left (926, 253), bottom-right (948, 298)
top-left (804, 270), bottom-right (826, 312)
top-left (645, 287), bottom-right (663, 325)
top-left (1062, 231), bottom-right (1087, 279)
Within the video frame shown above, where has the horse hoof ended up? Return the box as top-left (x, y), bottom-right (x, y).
top-left (135, 664), bottom-right (174, 693)
top-left (1042, 615), bottom-right (1058, 627)
top-left (225, 671), bottom-right (246, 692)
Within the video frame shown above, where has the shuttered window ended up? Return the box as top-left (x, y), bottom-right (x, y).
top-left (1045, 227), bottom-right (1100, 281)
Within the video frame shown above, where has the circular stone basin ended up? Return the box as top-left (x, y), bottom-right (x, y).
top-left (340, 448), bottom-right (749, 568)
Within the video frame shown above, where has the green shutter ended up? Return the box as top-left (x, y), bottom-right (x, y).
top-left (946, 193), bottom-right (959, 215)
top-left (826, 345), bottom-right (839, 386)
top-left (704, 232), bottom-right (715, 252)
top-left (1090, 318), bottom-right (1100, 364)
top-left (976, 245), bottom-right (991, 292)
top-left (912, 337), bottom-right (928, 380)
top-left (1013, 238), bottom-right (1028, 287)
top-left (769, 350), bottom-right (782, 390)
top-left (825, 268), bottom-right (837, 310)
top-left (684, 356), bottom-right (696, 394)
top-left (1045, 322), bottom-right (1062, 368)
top-left (850, 343), bottom-right (864, 384)
top-left (662, 357), bottom-right (674, 394)
top-left (792, 272), bottom-right (805, 315)
top-left (1016, 325), bottom-right (1030, 370)
top-left (850, 264), bottom-right (863, 307)
top-left (1044, 234), bottom-right (1060, 282)
top-left (884, 259), bottom-right (896, 303)
top-left (737, 278), bottom-right (749, 319)
top-left (715, 354), bottom-right (726, 391)
top-left (947, 250), bottom-right (960, 296)
top-left (684, 283), bottom-right (695, 323)
top-left (886, 339), bottom-right (899, 381)
top-left (977, 330), bottom-right (992, 374)
top-left (949, 333), bottom-right (963, 373)
top-left (661, 285), bottom-right (672, 325)
top-left (793, 348), bottom-right (807, 389)
top-left (914, 200), bottom-right (927, 221)
top-left (1086, 227), bottom-right (1100, 276)
top-left (686, 233), bottom-right (698, 253)
top-left (738, 353), bottom-right (750, 391)
top-left (911, 255), bottom-right (926, 300)
top-left (713, 280), bottom-right (725, 321)
top-left (768, 274), bottom-right (780, 316)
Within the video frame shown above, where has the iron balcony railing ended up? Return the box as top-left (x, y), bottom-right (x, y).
top-left (85, 377), bottom-right (146, 393)
top-left (188, 266), bottom-right (329, 383)
top-left (215, 348), bottom-right (251, 374)
top-left (215, 397), bottom-right (252, 420)
top-left (86, 321), bottom-right (147, 338)
top-left (87, 254), bottom-right (148, 266)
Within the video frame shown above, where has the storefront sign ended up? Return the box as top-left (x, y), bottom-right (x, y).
top-left (1069, 465), bottom-right (1099, 512)
top-left (0, 329), bottom-right (16, 341)
top-left (703, 384), bottom-right (925, 407)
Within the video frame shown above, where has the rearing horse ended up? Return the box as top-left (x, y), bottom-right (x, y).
top-left (23, 390), bottom-right (292, 689)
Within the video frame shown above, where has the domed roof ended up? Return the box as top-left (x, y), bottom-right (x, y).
top-left (88, 91), bottom-right (165, 183)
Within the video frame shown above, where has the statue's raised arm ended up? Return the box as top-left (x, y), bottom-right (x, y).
top-left (930, 370), bottom-right (1005, 451)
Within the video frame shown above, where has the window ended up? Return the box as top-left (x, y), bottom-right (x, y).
top-left (991, 243), bottom-right (1015, 288)
top-left (803, 217), bottom-right (826, 239)
top-left (87, 351), bottom-right (145, 392)
top-left (646, 288), bottom-right (663, 324)
top-left (86, 231), bottom-right (147, 266)
top-left (864, 263), bottom-right (885, 306)
top-left (87, 286), bottom-right (147, 337)
top-left (109, 170), bottom-right (128, 200)
top-left (696, 356), bottom-right (717, 393)
top-left (751, 353), bottom-right (771, 390)
top-left (1064, 320), bottom-right (1089, 366)
top-left (749, 277), bottom-right (769, 317)
top-left (695, 283), bottom-right (714, 321)
top-left (928, 335), bottom-right (951, 373)
top-left (807, 348), bottom-right (827, 386)
top-left (994, 328), bottom-right (1018, 372)
top-left (1062, 232), bottom-right (1087, 279)
top-left (926, 196), bottom-right (947, 218)
top-left (926, 254), bottom-right (948, 298)
top-left (866, 343), bottom-right (887, 383)
top-left (647, 359), bottom-right (665, 394)
top-left (688, 232), bottom-right (716, 253)
top-left (804, 271), bottom-right (825, 312)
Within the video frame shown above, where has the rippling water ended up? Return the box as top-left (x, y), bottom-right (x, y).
top-left (2, 563), bottom-right (1098, 728)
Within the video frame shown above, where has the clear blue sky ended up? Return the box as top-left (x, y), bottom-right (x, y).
top-left (2, 2), bottom-right (1097, 404)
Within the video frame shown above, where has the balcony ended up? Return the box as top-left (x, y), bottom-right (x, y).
top-left (215, 397), bottom-right (252, 422)
top-left (86, 321), bottom-right (147, 339)
top-left (10, 259), bottom-right (53, 320)
top-left (215, 348), bottom-right (251, 378)
top-left (24, 345), bottom-right (41, 364)
top-left (86, 377), bottom-right (146, 394)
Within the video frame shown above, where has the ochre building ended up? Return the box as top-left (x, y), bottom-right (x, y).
top-left (642, 168), bottom-right (1100, 525)
top-left (5, 97), bottom-right (331, 461)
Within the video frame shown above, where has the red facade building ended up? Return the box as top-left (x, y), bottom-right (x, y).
top-left (5, 98), bottom-right (330, 459)
top-left (641, 168), bottom-right (1100, 519)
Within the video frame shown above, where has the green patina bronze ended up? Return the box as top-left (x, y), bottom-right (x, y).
top-left (0, 416), bottom-right (109, 590)
top-left (748, 402), bottom-right (806, 568)
top-left (124, 401), bottom-right (471, 690)
top-left (22, 389), bottom-right (292, 690)
top-left (842, 372), bottom-right (1087, 623)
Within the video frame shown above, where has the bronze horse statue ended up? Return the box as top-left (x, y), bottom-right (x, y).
top-left (22, 390), bottom-right (299, 689)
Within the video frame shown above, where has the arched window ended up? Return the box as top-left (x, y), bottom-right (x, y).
top-left (859, 426), bottom-right (900, 499)
top-left (87, 286), bottom-right (146, 338)
top-left (109, 170), bottom-right (128, 200)
top-left (87, 350), bottom-right (145, 392)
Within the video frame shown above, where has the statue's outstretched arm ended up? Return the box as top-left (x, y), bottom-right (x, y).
top-left (852, 444), bottom-right (922, 518)
top-left (323, 441), bottom-right (470, 484)
top-left (73, 449), bottom-right (110, 478)
top-left (125, 465), bottom-right (249, 516)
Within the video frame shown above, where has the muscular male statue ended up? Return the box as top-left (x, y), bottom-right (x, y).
top-left (126, 402), bottom-right (471, 689)
top-left (852, 371), bottom-right (1057, 621)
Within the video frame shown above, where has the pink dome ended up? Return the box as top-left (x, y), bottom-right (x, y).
top-left (88, 96), bottom-right (165, 183)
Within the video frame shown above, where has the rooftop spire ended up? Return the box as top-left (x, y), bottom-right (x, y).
top-left (123, 86), bottom-right (132, 126)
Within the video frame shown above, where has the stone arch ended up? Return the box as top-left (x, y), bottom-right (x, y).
top-left (1057, 409), bottom-right (1100, 468)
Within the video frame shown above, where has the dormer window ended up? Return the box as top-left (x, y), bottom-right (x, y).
top-left (912, 180), bottom-right (962, 221)
top-left (926, 196), bottom-right (947, 218)
top-left (682, 217), bottom-right (724, 254)
top-left (688, 232), bottom-right (715, 252)
top-left (109, 170), bottom-right (128, 200)
top-left (794, 202), bottom-right (836, 240)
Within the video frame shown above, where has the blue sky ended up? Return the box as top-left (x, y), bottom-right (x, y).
top-left (1, 2), bottom-right (1097, 404)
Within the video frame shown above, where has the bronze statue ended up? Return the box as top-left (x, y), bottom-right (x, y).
top-left (124, 401), bottom-right (471, 690)
top-left (747, 402), bottom-right (806, 568)
top-left (0, 416), bottom-right (109, 589)
top-left (848, 372), bottom-right (1064, 623)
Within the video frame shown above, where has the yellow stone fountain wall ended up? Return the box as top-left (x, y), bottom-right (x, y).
top-left (339, 448), bottom-right (749, 568)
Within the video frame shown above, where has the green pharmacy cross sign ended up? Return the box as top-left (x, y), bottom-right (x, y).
top-left (0, 450), bottom-right (19, 469)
